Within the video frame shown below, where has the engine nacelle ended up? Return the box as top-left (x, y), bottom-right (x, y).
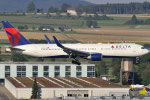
top-left (87, 53), bottom-right (102, 61)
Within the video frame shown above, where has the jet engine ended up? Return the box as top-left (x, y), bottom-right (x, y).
top-left (87, 53), bottom-right (102, 61)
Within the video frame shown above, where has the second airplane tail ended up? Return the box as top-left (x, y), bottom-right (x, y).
top-left (2, 21), bottom-right (31, 46)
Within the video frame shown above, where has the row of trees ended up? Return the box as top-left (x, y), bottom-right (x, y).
top-left (27, 1), bottom-right (150, 14)
top-left (17, 25), bottom-right (56, 32)
top-left (27, 1), bottom-right (71, 13)
top-left (126, 15), bottom-right (150, 25)
top-left (0, 12), bottom-right (25, 16)
top-left (75, 2), bottom-right (150, 14)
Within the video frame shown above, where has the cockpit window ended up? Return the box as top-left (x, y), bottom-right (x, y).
top-left (141, 47), bottom-right (144, 49)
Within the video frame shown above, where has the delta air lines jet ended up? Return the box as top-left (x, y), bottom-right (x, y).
top-left (2, 21), bottom-right (150, 65)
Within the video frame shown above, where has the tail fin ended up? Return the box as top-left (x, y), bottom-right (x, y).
top-left (2, 21), bottom-right (31, 46)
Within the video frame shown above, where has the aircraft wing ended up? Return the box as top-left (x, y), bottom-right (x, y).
top-left (53, 36), bottom-right (90, 57)
top-left (44, 34), bottom-right (53, 44)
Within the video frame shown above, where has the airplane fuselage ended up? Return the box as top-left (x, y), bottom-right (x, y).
top-left (13, 43), bottom-right (149, 58)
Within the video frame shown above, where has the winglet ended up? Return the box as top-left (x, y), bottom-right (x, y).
top-left (44, 34), bottom-right (53, 44)
top-left (53, 36), bottom-right (63, 47)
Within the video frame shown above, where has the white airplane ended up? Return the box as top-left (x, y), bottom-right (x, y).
top-left (2, 21), bottom-right (150, 65)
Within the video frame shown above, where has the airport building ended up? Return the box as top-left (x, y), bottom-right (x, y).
top-left (0, 62), bottom-right (95, 81)
top-left (5, 77), bottom-right (129, 99)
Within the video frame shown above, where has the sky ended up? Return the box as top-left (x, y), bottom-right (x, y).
top-left (83, 0), bottom-right (150, 4)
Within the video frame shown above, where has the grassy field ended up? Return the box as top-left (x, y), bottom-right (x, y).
top-left (70, 27), bottom-right (150, 43)
top-left (0, 16), bottom-right (83, 28)
top-left (1, 14), bottom-right (150, 43)
top-left (0, 31), bottom-right (70, 40)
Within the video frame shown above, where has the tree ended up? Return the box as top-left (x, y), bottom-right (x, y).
top-left (94, 13), bottom-right (99, 20)
top-left (11, 53), bottom-right (28, 62)
top-left (27, 1), bottom-right (36, 13)
top-left (17, 25), bottom-right (28, 30)
top-left (24, 25), bottom-right (28, 30)
top-left (92, 20), bottom-right (98, 28)
top-left (46, 12), bottom-right (51, 18)
top-left (48, 6), bottom-right (58, 13)
top-left (32, 26), bottom-right (36, 30)
top-left (95, 61), bottom-right (107, 77)
top-left (86, 20), bottom-right (98, 28)
top-left (38, 25), bottom-right (43, 31)
top-left (22, 12), bottom-right (26, 16)
top-left (66, 13), bottom-right (71, 17)
top-left (61, 3), bottom-right (71, 12)
top-left (31, 77), bottom-right (39, 99)
top-left (88, 15), bottom-right (93, 20)
top-left (56, 12), bottom-right (61, 18)
top-left (111, 58), bottom-right (121, 82)
top-left (125, 15), bottom-right (144, 25)
top-left (75, 6), bottom-right (84, 17)
top-left (141, 67), bottom-right (150, 85)
top-left (131, 15), bottom-right (138, 24)
top-left (37, 8), bottom-right (44, 14)
top-left (86, 20), bottom-right (92, 28)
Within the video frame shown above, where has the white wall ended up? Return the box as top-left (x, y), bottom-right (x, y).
top-left (5, 79), bottom-right (17, 97)
top-left (5, 79), bottom-right (129, 99)
top-left (0, 62), bottom-right (95, 79)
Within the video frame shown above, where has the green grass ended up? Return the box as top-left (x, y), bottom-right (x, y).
top-left (136, 42), bottom-right (150, 45)
top-left (0, 16), bottom-right (83, 28)
top-left (1, 14), bottom-right (150, 29)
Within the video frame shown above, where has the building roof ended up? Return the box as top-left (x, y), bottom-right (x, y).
top-left (0, 62), bottom-right (93, 65)
top-left (67, 8), bottom-right (75, 10)
top-left (6, 77), bottom-right (127, 88)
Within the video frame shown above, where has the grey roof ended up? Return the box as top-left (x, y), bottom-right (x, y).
top-left (0, 61), bottom-right (95, 65)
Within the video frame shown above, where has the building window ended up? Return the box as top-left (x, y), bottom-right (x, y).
top-left (33, 66), bottom-right (38, 71)
top-left (87, 66), bottom-right (95, 77)
top-left (87, 72), bottom-right (95, 77)
top-left (5, 66), bottom-right (10, 77)
top-left (33, 72), bottom-right (38, 77)
top-left (43, 66), bottom-right (49, 77)
top-left (65, 66), bottom-right (71, 71)
top-left (87, 66), bottom-right (94, 71)
top-left (54, 66), bottom-right (60, 77)
top-left (76, 72), bottom-right (82, 77)
top-left (76, 66), bottom-right (82, 77)
top-left (65, 72), bottom-right (71, 77)
top-left (55, 66), bottom-right (60, 71)
top-left (17, 66), bottom-right (26, 77)
top-left (76, 66), bottom-right (81, 71)
top-left (55, 72), bottom-right (60, 77)
top-left (5, 66), bottom-right (10, 71)
top-left (84, 94), bottom-right (88, 97)
top-left (68, 94), bottom-right (72, 97)
top-left (44, 72), bottom-right (49, 77)
top-left (44, 66), bottom-right (49, 71)
top-left (65, 66), bottom-right (71, 77)
top-left (33, 66), bottom-right (38, 77)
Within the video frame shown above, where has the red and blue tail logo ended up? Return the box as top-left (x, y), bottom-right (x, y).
top-left (2, 21), bottom-right (31, 46)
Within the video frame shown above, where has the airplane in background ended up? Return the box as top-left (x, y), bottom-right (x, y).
top-left (2, 21), bottom-right (150, 65)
